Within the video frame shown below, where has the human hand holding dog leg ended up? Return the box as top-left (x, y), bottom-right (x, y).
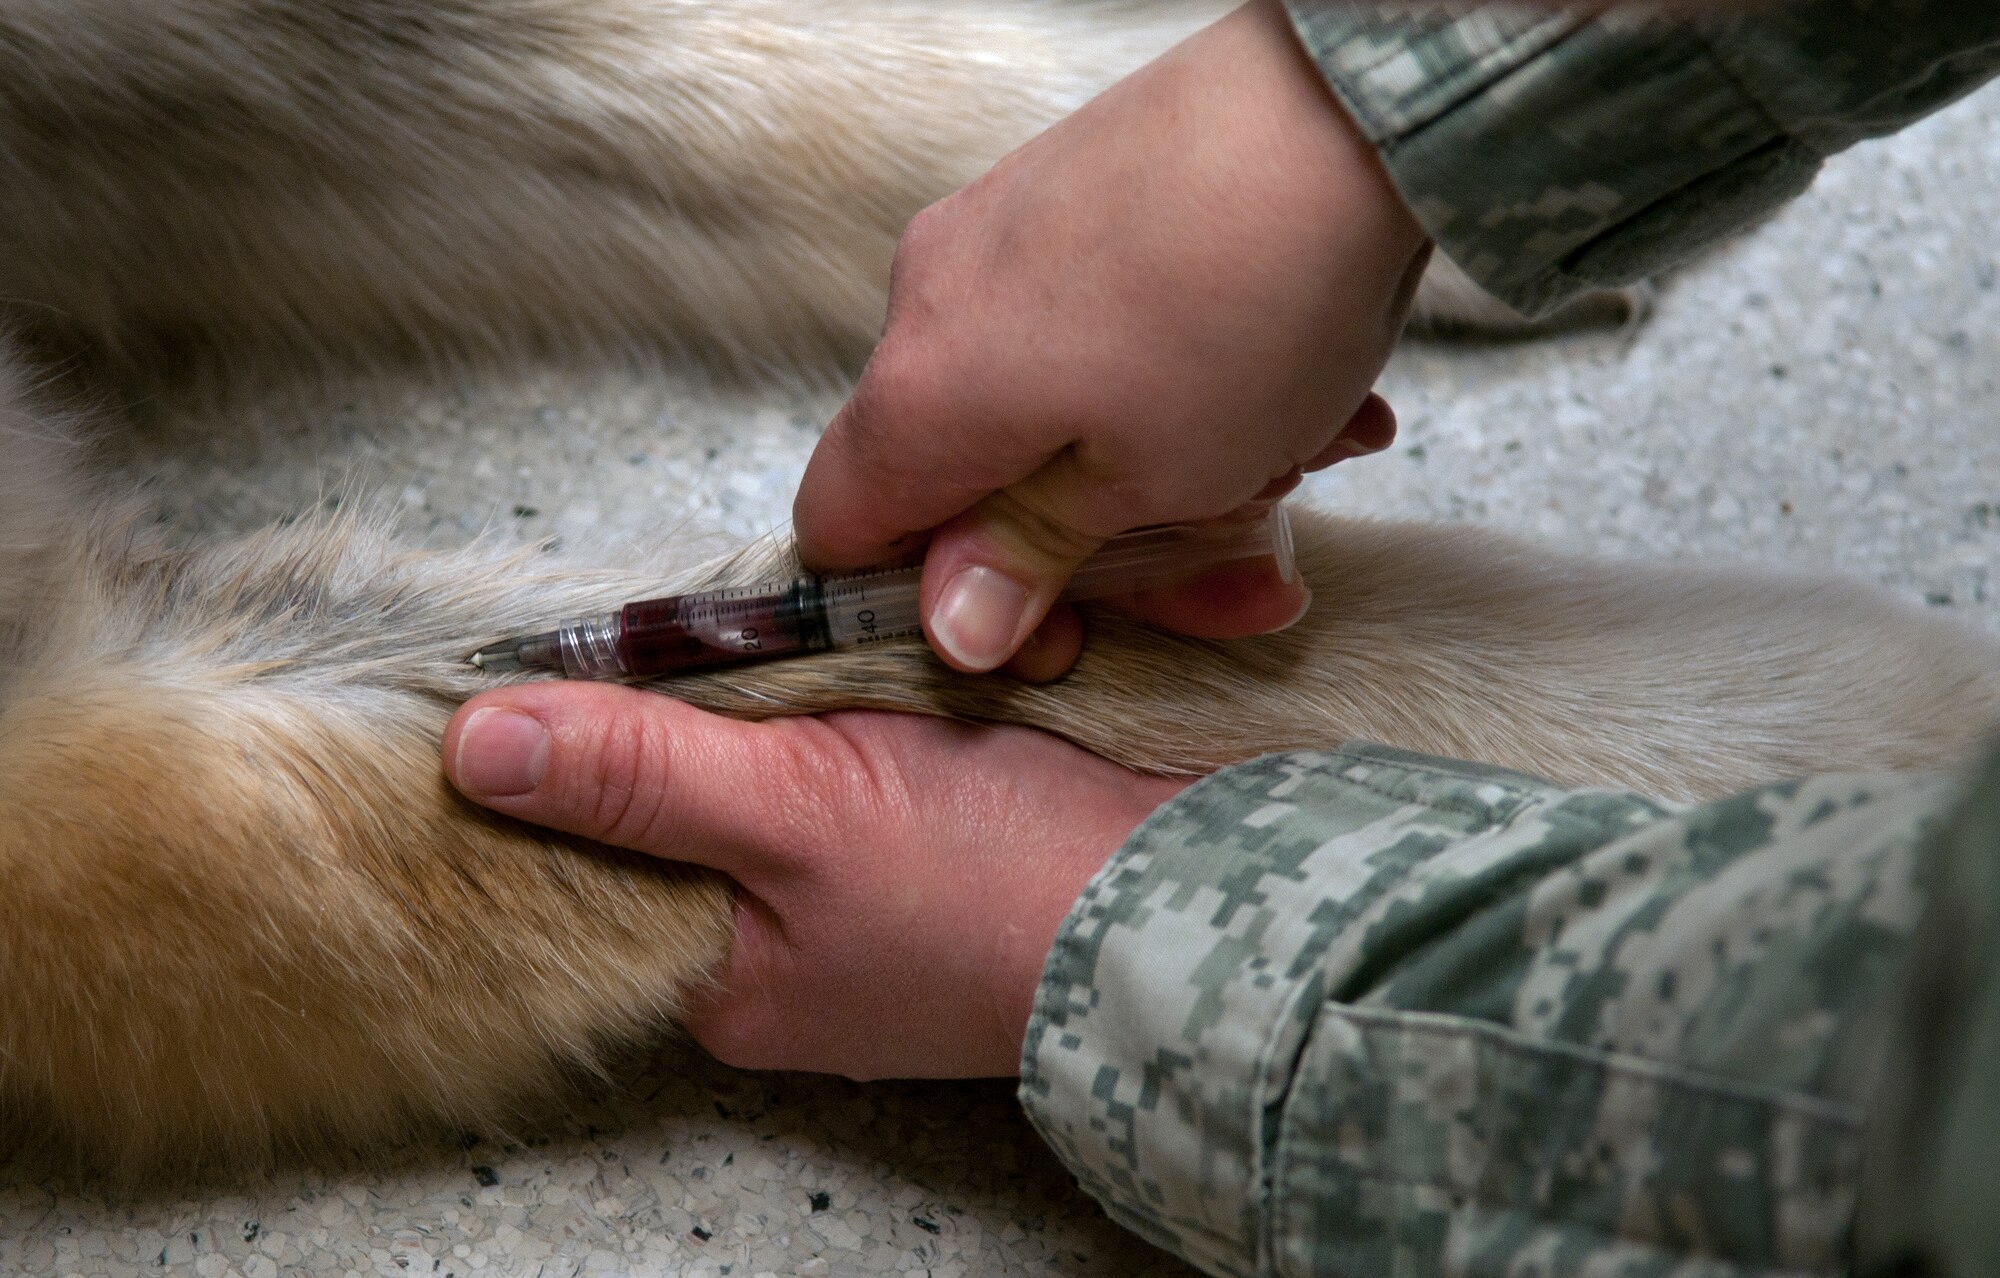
top-left (444, 686), bottom-right (1185, 1079)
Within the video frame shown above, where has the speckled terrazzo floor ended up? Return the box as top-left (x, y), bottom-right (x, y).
top-left (4, 82), bottom-right (1996, 1278)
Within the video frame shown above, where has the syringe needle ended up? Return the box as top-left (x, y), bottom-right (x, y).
top-left (467, 631), bottom-right (562, 673)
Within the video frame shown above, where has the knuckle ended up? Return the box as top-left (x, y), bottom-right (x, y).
top-left (689, 1013), bottom-right (769, 1071)
top-left (759, 721), bottom-right (868, 849)
top-left (835, 353), bottom-right (899, 456)
top-left (984, 485), bottom-right (1109, 566)
top-left (891, 198), bottom-right (951, 281)
top-left (836, 339), bottom-right (945, 467)
top-left (883, 208), bottom-right (954, 335)
top-left (572, 708), bottom-right (676, 851)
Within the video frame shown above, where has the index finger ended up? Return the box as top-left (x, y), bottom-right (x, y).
top-left (793, 344), bottom-right (1064, 572)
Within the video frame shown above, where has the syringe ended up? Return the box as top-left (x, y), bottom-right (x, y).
top-left (468, 505), bottom-right (1295, 679)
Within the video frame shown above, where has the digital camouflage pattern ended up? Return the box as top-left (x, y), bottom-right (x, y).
top-left (1855, 744), bottom-right (2000, 1278)
top-left (1280, 1), bottom-right (2000, 316)
top-left (1020, 743), bottom-right (1978, 1277)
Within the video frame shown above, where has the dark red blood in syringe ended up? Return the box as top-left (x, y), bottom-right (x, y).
top-left (613, 587), bottom-right (827, 677)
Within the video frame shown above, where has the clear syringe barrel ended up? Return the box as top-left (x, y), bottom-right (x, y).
top-left (546, 505), bottom-right (1294, 679)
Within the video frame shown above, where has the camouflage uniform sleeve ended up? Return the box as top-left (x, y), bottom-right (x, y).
top-left (1279, 2), bottom-right (2000, 316)
top-left (1019, 742), bottom-right (1965, 1277)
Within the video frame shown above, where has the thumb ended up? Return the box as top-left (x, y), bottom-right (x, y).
top-left (920, 479), bottom-right (1126, 674)
top-left (442, 683), bottom-right (788, 873)
top-left (920, 450), bottom-right (1326, 672)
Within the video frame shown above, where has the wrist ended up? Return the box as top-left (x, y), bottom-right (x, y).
top-left (987, 871), bottom-right (1092, 1073)
top-left (985, 773), bottom-right (1190, 1074)
top-left (1240, 0), bottom-right (1426, 257)
top-left (1172, 0), bottom-right (1429, 364)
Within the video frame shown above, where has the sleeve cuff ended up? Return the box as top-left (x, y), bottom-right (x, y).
top-left (1015, 745), bottom-right (1604, 1276)
top-left (1281, 5), bottom-right (1822, 316)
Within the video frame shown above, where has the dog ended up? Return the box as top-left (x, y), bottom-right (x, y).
top-left (0, 0), bottom-right (1991, 1178)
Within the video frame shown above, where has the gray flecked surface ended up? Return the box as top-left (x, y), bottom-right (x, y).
top-left (5, 83), bottom-right (1995, 1278)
